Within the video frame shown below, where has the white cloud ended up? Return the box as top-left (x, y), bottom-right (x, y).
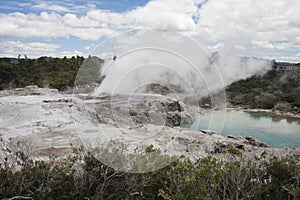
top-left (59, 50), bottom-right (86, 58)
top-left (0, 41), bottom-right (60, 57)
top-left (31, 1), bottom-right (97, 14)
top-left (195, 0), bottom-right (300, 61)
top-left (63, 13), bottom-right (100, 27)
top-left (198, 0), bottom-right (300, 44)
top-left (129, 0), bottom-right (198, 30)
top-left (71, 27), bottom-right (116, 40)
top-left (0, 40), bottom-right (86, 58)
top-left (0, 0), bottom-right (201, 40)
top-left (271, 55), bottom-right (300, 63)
top-left (252, 40), bottom-right (274, 49)
top-left (84, 43), bottom-right (96, 50)
top-left (0, 12), bottom-right (68, 38)
top-left (0, 12), bottom-right (114, 40)
top-left (0, 0), bottom-right (299, 61)
top-left (32, 3), bottom-right (73, 13)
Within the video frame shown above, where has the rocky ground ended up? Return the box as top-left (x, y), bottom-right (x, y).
top-left (244, 108), bottom-right (300, 119)
top-left (0, 86), bottom-right (299, 162)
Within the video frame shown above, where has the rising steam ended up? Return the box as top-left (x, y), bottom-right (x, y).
top-left (90, 28), bottom-right (270, 98)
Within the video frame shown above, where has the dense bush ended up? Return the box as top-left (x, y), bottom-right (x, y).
top-left (0, 139), bottom-right (299, 200)
top-left (226, 70), bottom-right (300, 113)
top-left (0, 56), bottom-right (85, 90)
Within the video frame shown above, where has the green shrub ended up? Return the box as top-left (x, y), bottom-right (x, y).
top-left (226, 70), bottom-right (300, 113)
top-left (0, 139), bottom-right (299, 200)
top-left (227, 145), bottom-right (243, 157)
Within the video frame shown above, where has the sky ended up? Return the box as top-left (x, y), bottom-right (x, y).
top-left (0, 0), bottom-right (299, 62)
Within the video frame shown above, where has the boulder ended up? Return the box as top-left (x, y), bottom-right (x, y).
top-left (227, 135), bottom-right (244, 141)
top-left (244, 136), bottom-right (269, 148)
top-left (214, 142), bottom-right (228, 153)
top-left (167, 100), bottom-right (183, 112)
top-left (200, 130), bottom-right (217, 135)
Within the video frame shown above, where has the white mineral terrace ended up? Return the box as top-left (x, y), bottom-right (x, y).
top-left (0, 87), bottom-right (298, 162)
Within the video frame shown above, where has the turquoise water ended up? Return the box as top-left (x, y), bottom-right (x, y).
top-left (189, 110), bottom-right (300, 148)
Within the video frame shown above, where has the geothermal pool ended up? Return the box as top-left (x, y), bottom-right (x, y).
top-left (189, 110), bottom-right (300, 148)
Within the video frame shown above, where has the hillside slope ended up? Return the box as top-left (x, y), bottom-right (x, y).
top-left (0, 56), bottom-right (87, 90)
top-left (226, 70), bottom-right (300, 113)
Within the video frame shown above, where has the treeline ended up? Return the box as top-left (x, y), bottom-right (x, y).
top-left (226, 70), bottom-right (300, 113)
top-left (0, 56), bottom-right (103, 91)
top-left (0, 140), bottom-right (299, 200)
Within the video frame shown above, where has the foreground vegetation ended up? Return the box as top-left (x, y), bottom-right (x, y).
top-left (1, 139), bottom-right (300, 200)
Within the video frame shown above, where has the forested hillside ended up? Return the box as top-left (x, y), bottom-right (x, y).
top-left (226, 70), bottom-right (300, 113)
top-left (0, 56), bottom-right (101, 90)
